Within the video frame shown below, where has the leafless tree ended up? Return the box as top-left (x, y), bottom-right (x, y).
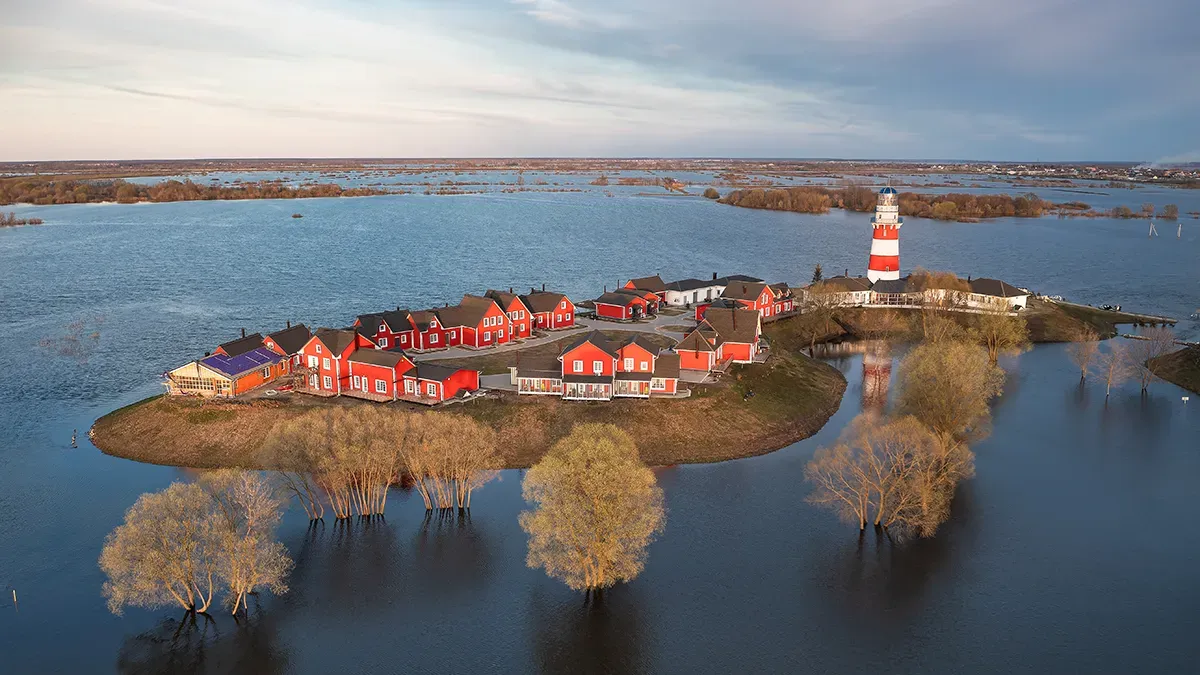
top-left (805, 414), bottom-right (974, 538)
top-left (896, 341), bottom-right (1004, 441)
top-left (200, 471), bottom-right (293, 615)
top-left (401, 413), bottom-right (499, 511)
top-left (1127, 327), bottom-right (1177, 392)
top-left (972, 310), bottom-right (1030, 364)
top-left (1066, 328), bottom-right (1101, 381)
top-left (520, 424), bottom-right (665, 591)
top-left (100, 483), bottom-right (224, 615)
top-left (1098, 342), bottom-right (1134, 399)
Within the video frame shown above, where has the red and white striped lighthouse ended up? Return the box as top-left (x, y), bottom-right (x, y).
top-left (867, 187), bottom-right (902, 282)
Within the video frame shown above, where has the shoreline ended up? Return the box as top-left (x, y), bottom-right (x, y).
top-left (91, 321), bottom-right (848, 470)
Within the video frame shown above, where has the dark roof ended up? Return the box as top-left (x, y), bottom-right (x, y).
top-left (704, 297), bottom-right (740, 311)
top-left (768, 282), bottom-right (793, 296)
top-left (560, 330), bottom-right (620, 359)
top-left (969, 278), bottom-right (1026, 298)
top-left (413, 363), bottom-right (466, 382)
top-left (514, 355), bottom-right (563, 379)
top-left (520, 290), bottom-right (571, 313)
top-left (218, 333), bottom-right (265, 357)
top-left (720, 274), bottom-right (763, 284)
top-left (357, 310), bottom-right (413, 336)
top-left (200, 347), bottom-right (282, 378)
top-left (266, 324), bottom-right (311, 355)
top-left (485, 289), bottom-right (529, 312)
top-left (348, 348), bottom-right (409, 368)
top-left (627, 275), bottom-right (666, 293)
top-left (665, 278), bottom-right (714, 292)
top-left (722, 281), bottom-right (770, 301)
top-left (594, 291), bottom-right (642, 307)
top-left (615, 371), bottom-right (654, 381)
top-left (314, 328), bottom-right (359, 354)
top-left (562, 374), bottom-right (614, 384)
top-left (676, 330), bottom-right (715, 353)
top-left (880, 187), bottom-right (898, 195)
top-left (433, 295), bottom-right (498, 328)
top-left (818, 276), bottom-right (873, 292)
top-left (870, 277), bottom-right (921, 294)
top-left (620, 335), bottom-right (660, 355)
top-left (615, 288), bottom-right (658, 301)
top-left (653, 352), bottom-right (681, 379)
top-left (702, 308), bottom-right (760, 344)
top-left (409, 310), bottom-right (439, 331)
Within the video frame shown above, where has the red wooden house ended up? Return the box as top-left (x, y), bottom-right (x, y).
top-left (558, 331), bottom-right (618, 400)
top-left (263, 323), bottom-right (312, 370)
top-left (485, 289), bottom-right (533, 339)
top-left (675, 329), bottom-right (717, 372)
top-left (346, 349), bottom-right (416, 401)
top-left (353, 310), bottom-right (417, 351)
top-left (593, 289), bottom-right (657, 321)
top-left (623, 275), bottom-right (668, 301)
top-left (676, 308), bottom-right (761, 372)
top-left (407, 310), bottom-right (454, 351)
top-left (521, 290), bottom-right (576, 330)
top-left (438, 295), bottom-right (511, 349)
top-left (720, 281), bottom-right (795, 319)
top-left (403, 363), bottom-right (480, 404)
top-left (298, 328), bottom-right (378, 396)
top-left (513, 332), bottom-right (679, 400)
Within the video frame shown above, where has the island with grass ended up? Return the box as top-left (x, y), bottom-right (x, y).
top-left (91, 320), bottom-right (848, 470)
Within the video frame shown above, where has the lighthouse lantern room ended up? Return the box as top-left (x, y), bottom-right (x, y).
top-left (867, 187), bottom-right (902, 282)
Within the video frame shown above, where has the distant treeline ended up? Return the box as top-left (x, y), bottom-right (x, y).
top-left (718, 186), bottom-right (1050, 221)
top-left (1, 211), bottom-right (44, 227)
top-left (0, 178), bottom-right (393, 206)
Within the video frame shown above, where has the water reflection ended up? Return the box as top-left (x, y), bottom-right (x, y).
top-left (823, 483), bottom-right (975, 618)
top-left (530, 587), bottom-right (649, 675)
top-left (411, 510), bottom-right (496, 596)
top-left (115, 611), bottom-right (289, 675)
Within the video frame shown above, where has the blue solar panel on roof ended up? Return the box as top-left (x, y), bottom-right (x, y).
top-left (200, 347), bottom-right (283, 377)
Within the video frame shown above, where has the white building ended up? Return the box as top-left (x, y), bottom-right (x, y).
top-left (662, 274), bottom-right (761, 307)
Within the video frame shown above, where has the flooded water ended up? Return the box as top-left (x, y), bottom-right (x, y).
top-left (1, 190), bottom-right (1198, 673)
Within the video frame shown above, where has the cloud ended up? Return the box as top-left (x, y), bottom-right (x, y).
top-left (0, 0), bottom-right (1197, 159)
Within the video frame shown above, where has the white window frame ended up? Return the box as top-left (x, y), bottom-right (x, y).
top-left (640, 361), bottom-right (649, 371)
top-left (307, 355), bottom-right (318, 368)
top-left (323, 375), bottom-right (332, 389)
top-left (400, 334), bottom-right (408, 345)
top-left (322, 357), bottom-right (330, 370)
top-left (593, 360), bottom-right (603, 375)
top-left (375, 379), bottom-right (387, 394)
top-left (261, 367), bottom-right (271, 379)
top-left (624, 357), bottom-right (634, 370)
top-left (379, 337), bottom-right (389, 347)
top-left (352, 375), bottom-right (360, 388)
top-left (427, 382), bottom-right (437, 397)
top-left (405, 379), bottom-right (415, 394)
top-left (565, 313), bottom-right (572, 322)
top-left (498, 329), bottom-right (504, 339)
top-left (560, 301), bottom-right (566, 309)
top-left (315, 344), bottom-right (322, 353)
top-left (573, 360), bottom-right (583, 373)
top-left (430, 333), bottom-right (439, 344)
top-left (483, 331), bottom-right (491, 343)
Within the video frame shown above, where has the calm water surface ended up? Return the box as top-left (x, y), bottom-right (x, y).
top-left (1, 192), bottom-right (1198, 673)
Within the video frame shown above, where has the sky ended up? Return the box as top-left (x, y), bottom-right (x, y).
top-left (1, 0), bottom-right (1198, 162)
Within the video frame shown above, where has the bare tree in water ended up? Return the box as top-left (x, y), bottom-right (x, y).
top-left (100, 483), bottom-right (224, 615)
top-left (520, 424), bottom-right (665, 592)
top-left (1127, 326), bottom-right (1177, 392)
top-left (1066, 328), bottom-right (1101, 381)
top-left (1098, 342), bottom-right (1134, 399)
top-left (100, 474), bottom-right (293, 617)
